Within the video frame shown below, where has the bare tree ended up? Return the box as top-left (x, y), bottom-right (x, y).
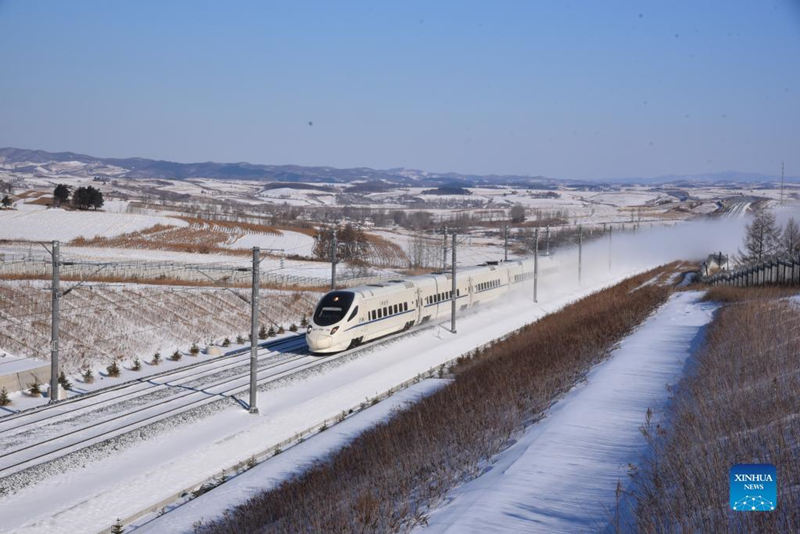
top-left (740, 208), bottom-right (781, 263)
top-left (783, 217), bottom-right (800, 259)
top-left (406, 234), bottom-right (440, 268)
top-left (509, 203), bottom-right (526, 223)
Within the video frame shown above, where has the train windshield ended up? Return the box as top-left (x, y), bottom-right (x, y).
top-left (313, 291), bottom-right (355, 326)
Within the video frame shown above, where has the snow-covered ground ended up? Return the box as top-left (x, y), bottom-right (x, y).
top-left (0, 218), bottom-right (750, 533)
top-left (134, 379), bottom-right (450, 533)
top-left (223, 229), bottom-right (315, 256)
top-left (0, 204), bottom-right (186, 242)
top-left (0, 257), bottom-right (646, 534)
top-left (420, 291), bottom-right (718, 533)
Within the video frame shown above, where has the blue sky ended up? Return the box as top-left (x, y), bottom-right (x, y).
top-left (0, 1), bottom-right (798, 179)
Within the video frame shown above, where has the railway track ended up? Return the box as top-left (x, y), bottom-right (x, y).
top-left (0, 335), bottom-right (304, 433)
top-left (0, 337), bottom-right (311, 479)
top-left (0, 325), bottom-right (426, 480)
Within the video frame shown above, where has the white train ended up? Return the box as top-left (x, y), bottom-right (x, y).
top-left (306, 258), bottom-right (536, 353)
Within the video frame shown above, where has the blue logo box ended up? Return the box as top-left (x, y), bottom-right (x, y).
top-left (730, 464), bottom-right (777, 511)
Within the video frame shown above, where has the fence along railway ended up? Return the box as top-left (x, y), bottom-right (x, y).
top-left (704, 256), bottom-right (800, 287)
top-left (0, 255), bottom-right (392, 288)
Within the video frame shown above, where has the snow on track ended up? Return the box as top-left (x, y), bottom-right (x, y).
top-left (420, 291), bottom-right (717, 534)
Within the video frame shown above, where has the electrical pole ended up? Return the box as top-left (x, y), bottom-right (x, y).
top-left (442, 226), bottom-right (448, 271)
top-left (249, 247), bottom-right (260, 414)
top-left (533, 228), bottom-right (539, 303)
top-left (608, 224), bottom-right (613, 272)
top-left (50, 240), bottom-right (60, 403)
top-left (545, 226), bottom-right (550, 256)
top-left (578, 224), bottom-right (583, 285)
top-left (451, 232), bottom-right (457, 334)
top-left (503, 224), bottom-right (508, 261)
top-left (330, 227), bottom-right (337, 290)
top-left (780, 161), bottom-right (785, 206)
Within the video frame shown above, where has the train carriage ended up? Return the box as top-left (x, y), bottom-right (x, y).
top-left (307, 259), bottom-right (535, 353)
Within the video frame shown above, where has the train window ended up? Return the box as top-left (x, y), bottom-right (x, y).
top-left (348, 306), bottom-right (358, 321)
top-left (313, 291), bottom-right (355, 326)
top-left (383, 306), bottom-right (388, 316)
top-left (404, 302), bottom-right (408, 311)
top-left (370, 310), bottom-right (375, 320)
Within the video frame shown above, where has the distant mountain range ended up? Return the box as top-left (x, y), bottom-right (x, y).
top-left (0, 147), bottom-right (795, 188)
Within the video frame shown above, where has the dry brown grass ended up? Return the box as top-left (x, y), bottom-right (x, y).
top-left (630, 297), bottom-right (800, 532)
top-left (195, 266), bottom-right (675, 533)
top-left (70, 217), bottom-right (316, 257)
top-left (362, 233), bottom-right (409, 267)
top-left (702, 285), bottom-right (800, 303)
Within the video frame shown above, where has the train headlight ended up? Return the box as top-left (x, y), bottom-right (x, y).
top-left (307, 325), bottom-right (312, 334)
top-left (330, 326), bottom-right (339, 335)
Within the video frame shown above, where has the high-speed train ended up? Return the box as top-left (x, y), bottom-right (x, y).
top-left (306, 258), bottom-right (536, 353)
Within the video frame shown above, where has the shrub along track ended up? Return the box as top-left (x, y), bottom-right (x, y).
top-left (631, 286), bottom-right (800, 533)
top-left (195, 264), bottom-right (678, 533)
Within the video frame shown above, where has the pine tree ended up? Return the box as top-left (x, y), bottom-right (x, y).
top-left (258, 325), bottom-right (268, 340)
top-left (741, 208), bottom-right (781, 263)
top-left (72, 185), bottom-right (104, 210)
top-left (189, 343), bottom-right (200, 356)
top-left (222, 337), bottom-right (231, 347)
top-left (1, 195), bottom-right (11, 208)
top-left (53, 184), bottom-right (70, 206)
top-left (110, 518), bottom-right (124, 534)
top-left (58, 370), bottom-right (72, 390)
top-left (83, 368), bottom-right (95, 383)
top-left (289, 323), bottom-right (298, 332)
top-left (300, 314), bottom-right (309, 328)
top-left (169, 350), bottom-right (182, 361)
top-left (152, 352), bottom-right (162, 365)
top-left (236, 334), bottom-right (245, 344)
top-left (267, 326), bottom-right (276, 337)
top-left (29, 381), bottom-right (41, 396)
top-left (0, 387), bottom-right (10, 406)
top-left (131, 358), bottom-right (142, 371)
top-left (106, 360), bottom-right (121, 377)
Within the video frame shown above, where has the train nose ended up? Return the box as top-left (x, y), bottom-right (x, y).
top-left (306, 328), bottom-right (332, 351)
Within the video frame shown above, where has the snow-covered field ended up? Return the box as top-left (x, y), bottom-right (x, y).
top-left (0, 204), bottom-right (186, 242)
top-left (420, 291), bottom-right (718, 533)
top-left (223, 229), bottom-right (315, 256)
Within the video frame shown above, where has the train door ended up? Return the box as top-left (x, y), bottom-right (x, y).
top-left (415, 288), bottom-right (423, 325)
